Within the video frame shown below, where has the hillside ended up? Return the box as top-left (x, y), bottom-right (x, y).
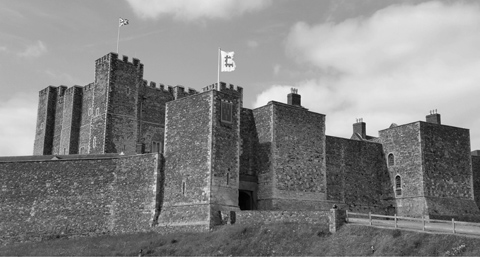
top-left (1, 223), bottom-right (480, 256)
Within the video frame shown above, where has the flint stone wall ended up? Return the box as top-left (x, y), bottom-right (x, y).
top-left (326, 136), bottom-right (394, 215)
top-left (0, 154), bottom-right (159, 245)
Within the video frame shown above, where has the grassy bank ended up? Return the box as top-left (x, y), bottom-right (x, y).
top-left (1, 223), bottom-right (480, 256)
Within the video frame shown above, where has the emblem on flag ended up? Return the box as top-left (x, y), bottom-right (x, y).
top-left (220, 50), bottom-right (236, 72)
top-left (119, 18), bottom-right (129, 27)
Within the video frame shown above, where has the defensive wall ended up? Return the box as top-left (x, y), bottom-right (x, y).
top-left (0, 153), bottom-right (160, 245)
top-left (326, 136), bottom-right (394, 215)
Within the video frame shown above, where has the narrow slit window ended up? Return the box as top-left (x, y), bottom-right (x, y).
top-left (95, 108), bottom-right (99, 116)
top-left (93, 137), bottom-right (97, 149)
top-left (182, 181), bottom-right (186, 196)
top-left (226, 173), bottom-right (230, 185)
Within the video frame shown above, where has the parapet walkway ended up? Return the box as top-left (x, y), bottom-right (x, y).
top-left (347, 211), bottom-right (480, 237)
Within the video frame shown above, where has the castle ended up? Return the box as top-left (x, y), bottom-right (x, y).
top-left (1, 52), bottom-right (480, 243)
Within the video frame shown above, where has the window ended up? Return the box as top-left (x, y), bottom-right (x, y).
top-left (88, 108), bottom-right (92, 116)
top-left (80, 147), bottom-right (85, 154)
top-left (95, 108), bottom-right (99, 116)
top-left (126, 87), bottom-right (130, 95)
top-left (151, 141), bottom-right (163, 153)
top-left (181, 180), bottom-right (186, 196)
top-left (388, 153), bottom-right (395, 166)
top-left (395, 175), bottom-right (402, 196)
top-left (221, 101), bottom-right (233, 123)
top-left (93, 137), bottom-right (97, 149)
top-left (226, 173), bottom-right (230, 185)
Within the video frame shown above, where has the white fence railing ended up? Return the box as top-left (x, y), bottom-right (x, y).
top-left (346, 211), bottom-right (480, 235)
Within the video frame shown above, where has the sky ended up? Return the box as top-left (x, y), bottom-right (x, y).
top-left (1, 0), bottom-right (480, 156)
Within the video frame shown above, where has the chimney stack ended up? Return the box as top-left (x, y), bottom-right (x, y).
top-left (287, 88), bottom-right (301, 106)
top-left (353, 118), bottom-right (366, 139)
top-left (426, 110), bottom-right (441, 125)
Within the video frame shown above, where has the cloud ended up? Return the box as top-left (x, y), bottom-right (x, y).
top-left (0, 46), bottom-right (7, 53)
top-left (247, 40), bottom-right (259, 49)
top-left (125, 0), bottom-right (272, 20)
top-left (0, 94), bottom-right (37, 156)
top-left (255, 1), bottom-right (480, 148)
top-left (18, 40), bottom-right (47, 58)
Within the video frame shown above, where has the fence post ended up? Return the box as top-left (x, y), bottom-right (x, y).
top-left (394, 214), bottom-right (397, 229)
top-left (369, 212), bottom-right (372, 226)
top-left (422, 215), bottom-right (425, 231)
top-left (452, 218), bottom-right (455, 234)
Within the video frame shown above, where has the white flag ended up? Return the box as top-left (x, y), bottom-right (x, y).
top-left (220, 50), bottom-right (236, 72)
top-left (119, 17), bottom-right (129, 27)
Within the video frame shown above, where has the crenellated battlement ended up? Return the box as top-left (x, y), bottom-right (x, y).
top-left (139, 79), bottom-right (198, 99)
top-left (202, 82), bottom-right (243, 96)
top-left (95, 52), bottom-right (143, 70)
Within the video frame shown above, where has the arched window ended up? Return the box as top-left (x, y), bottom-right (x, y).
top-left (395, 175), bottom-right (402, 196)
top-left (388, 153), bottom-right (395, 166)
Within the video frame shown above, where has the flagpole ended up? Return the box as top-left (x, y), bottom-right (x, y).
top-left (217, 47), bottom-right (221, 91)
top-left (116, 21), bottom-right (121, 53)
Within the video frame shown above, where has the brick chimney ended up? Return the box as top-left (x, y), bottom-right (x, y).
top-left (353, 118), bottom-right (366, 139)
top-left (426, 110), bottom-right (441, 125)
top-left (287, 88), bottom-right (301, 106)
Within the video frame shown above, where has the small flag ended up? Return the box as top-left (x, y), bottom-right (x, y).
top-left (220, 50), bottom-right (236, 72)
top-left (119, 17), bottom-right (129, 27)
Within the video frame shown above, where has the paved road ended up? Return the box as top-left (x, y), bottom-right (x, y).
top-left (348, 217), bottom-right (480, 236)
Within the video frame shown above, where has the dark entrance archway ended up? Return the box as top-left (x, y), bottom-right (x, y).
top-left (238, 190), bottom-right (253, 210)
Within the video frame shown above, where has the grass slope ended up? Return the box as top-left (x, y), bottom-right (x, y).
top-left (1, 223), bottom-right (479, 256)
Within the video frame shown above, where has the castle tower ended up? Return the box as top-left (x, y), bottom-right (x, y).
top-left (253, 90), bottom-right (328, 210)
top-left (86, 53), bottom-right (144, 154)
top-left (379, 112), bottom-right (479, 219)
top-left (159, 82), bottom-right (242, 229)
top-left (33, 86), bottom-right (58, 155)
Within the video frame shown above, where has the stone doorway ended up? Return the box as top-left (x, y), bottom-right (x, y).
top-left (238, 190), bottom-right (253, 210)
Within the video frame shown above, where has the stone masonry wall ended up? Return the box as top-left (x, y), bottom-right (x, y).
top-left (472, 155), bottom-right (480, 211)
top-left (236, 210), bottom-right (329, 225)
top-left (33, 86), bottom-right (57, 155)
top-left (160, 92), bottom-right (212, 227)
top-left (137, 84), bottom-right (174, 154)
top-left (379, 122), bottom-right (424, 217)
top-left (78, 84), bottom-right (94, 154)
top-left (270, 102), bottom-right (326, 210)
top-left (420, 122), bottom-right (479, 217)
top-left (210, 89), bottom-right (241, 222)
top-left (59, 86), bottom-right (83, 154)
top-left (252, 104), bottom-right (273, 209)
top-left (240, 108), bottom-right (258, 177)
top-left (51, 86), bottom-right (67, 155)
top-left (326, 136), bottom-right (394, 214)
top-left (0, 154), bottom-right (159, 245)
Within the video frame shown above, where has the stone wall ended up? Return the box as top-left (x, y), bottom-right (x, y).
top-left (33, 86), bottom-right (57, 155)
top-left (269, 102), bottom-right (327, 210)
top-left (472, 155), bottom-right (480, 211)
top-left (421, 123), bottom-right (473, 199)
top-left (326, 136), bottom-right (394, 214)
top-left (252, 104), bottom-right (274, 209)
top-left (210, 88), bottom-right (242, 218)
top-left (379, 122), bottom-right (425, 217)
top-left (0, 154), bottom-right (159, 245)
top-left (51, 86), bottom-right (67, 155)
top-left (236, 210), bottom-right (329, 225)
top-left (420, 122), bottom-right (479, 217)
top-left (160, 92), bottom-right (213, 228)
